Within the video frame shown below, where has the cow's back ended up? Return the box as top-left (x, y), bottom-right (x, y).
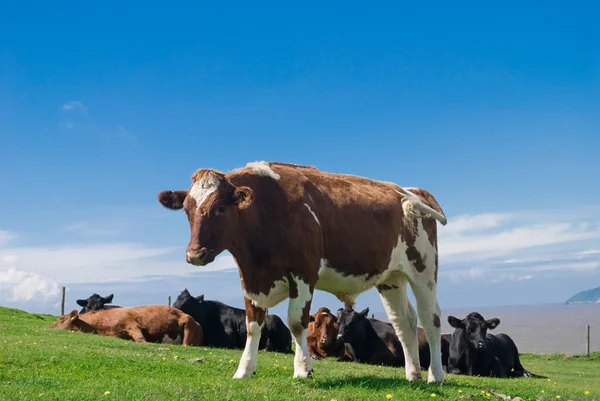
top-left (229, 163), bottom-right (419, 287)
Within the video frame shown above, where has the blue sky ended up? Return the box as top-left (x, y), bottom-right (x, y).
top-left (1, 2), bottom-right (599, 320)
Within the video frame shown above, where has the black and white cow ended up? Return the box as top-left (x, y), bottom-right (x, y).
top-left (76, 293), bottom-right (121, 314)
top-left (173, 289), bottom-right (292, 353)
top-left (447, 312), bottom-right (544, 378)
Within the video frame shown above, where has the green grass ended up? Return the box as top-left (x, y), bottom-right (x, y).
top-left (0, 306), bottom-right (598, 401)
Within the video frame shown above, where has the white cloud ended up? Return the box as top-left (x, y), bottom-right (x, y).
top-left (439, 219), bottom-right (600, 262)
top-left (0, 242), bottom-right (237, 285)
top-left (0, 230), bottom-right (15, 247)
top-left (0, 267), bottom-right (61, 302)
top-left (62, 100), bottom-right (88, 115)
top-left (60, 221), bottom-right (130, 237)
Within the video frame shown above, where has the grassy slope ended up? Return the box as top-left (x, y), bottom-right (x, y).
top-left (0, 306), bottom-right (598, 401)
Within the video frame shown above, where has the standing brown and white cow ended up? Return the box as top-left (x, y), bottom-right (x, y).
top-left (157, 161), bottom-right (448, 382)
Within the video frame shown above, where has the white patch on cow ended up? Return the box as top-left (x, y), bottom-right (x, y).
top-left (287, 277), bottom-right (313, 378)
top-left (321, 312), bottom-right (329, 316)
top-left (161, 334), bottom-right (182, 344)
top-left (233, 320), bottom-right (262, 379)
top-left (189, 173), bottom-right (222, 210)
top-left (243, 278), bottom-right (289, 309)
top-left (245, 161), bottom-right (280, 180)
top-left (316, 259), bottom-right (391, 305)
top-left (303, 203), bottom-right (320, 226)
top-left (394, 188), bottom-right (447, 225)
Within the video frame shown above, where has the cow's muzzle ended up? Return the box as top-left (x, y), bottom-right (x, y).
top-left (186, 247), bottom-right (208, 266)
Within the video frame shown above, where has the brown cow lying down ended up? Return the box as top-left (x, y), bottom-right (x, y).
top-left (50, 305), bottom-right (203, 346)
top-left (307, 306), bottom-right (352, 361)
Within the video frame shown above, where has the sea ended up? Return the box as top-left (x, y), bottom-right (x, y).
top-left (373, 303), bottom-right (600, 355)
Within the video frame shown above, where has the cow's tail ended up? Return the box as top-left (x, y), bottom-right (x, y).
top-left (398, 187), bottom-right (448, 226)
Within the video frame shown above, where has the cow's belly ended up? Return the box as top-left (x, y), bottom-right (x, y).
top-left (243, 277), bottom-right (290, 309)
top-left (315, 259), bottom-right (395, 299)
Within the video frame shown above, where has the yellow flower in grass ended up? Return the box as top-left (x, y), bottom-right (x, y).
top-left (104, 391), bottom-right (111, 396)
top-left (556, 396), bottom-right (561, 399)
top-left (584, 391), bottom-right (590, 395)
top-left (282, 366), bottom-right (288, 370)
top-left (161, 357), bottom-right (166, 361)
top-left (541, 390), bottom-right (545, 393)
top-left (229, 359), bottom-right (236, 363)
top-left (486, 393), bottom-right (491, 397)
top-left (386, 395), bottom-right (392, 399)
top-left (331, 399), bottom-right (337, 401)
top-left (430, 394), bottom-right (437, 398)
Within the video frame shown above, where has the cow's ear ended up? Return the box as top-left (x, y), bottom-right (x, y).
top-left (486, 318), bottom-right (500, 330)
top-left (447, 315), bottom-right (463, 329)
top-left (233, 186), bottom-right (254, 210)
top-left (158, 190), bottom-right (188, 210)
top-left (102, 294), bottom-right (114, 304)
top-left (69, 310), bottom-right (79, 321)
top-left (359, 307), bottom-right (369, 318)
top-left (196, 294), bottom-right (204, 302)
top-left (76, 299), bottom-right (87, 307)
top-left (309, 315), bottom-right (315, 322)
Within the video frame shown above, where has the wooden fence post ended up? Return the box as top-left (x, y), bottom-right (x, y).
top-left (61, 287), bottom-right (66, 315)
top-left (586, 325), bottom-right (590, 357)
top-left (168, 296), bottom-right (171, 307)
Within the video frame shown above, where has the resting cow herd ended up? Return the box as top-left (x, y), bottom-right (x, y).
top-left (50, 161), bottom-right (545, 382)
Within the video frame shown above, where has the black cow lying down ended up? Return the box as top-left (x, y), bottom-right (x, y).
top-left (447, 312), bottom-right (545, 378)
top-left (336, 307), bottom-right (451, 370)
top-left (173, 289), bottom-right (292, 353)
top-left (77, 293), bottom-right (121, 314)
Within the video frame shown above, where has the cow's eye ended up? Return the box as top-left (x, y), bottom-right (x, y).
top-left (217, 206), bottom-right (226, 214)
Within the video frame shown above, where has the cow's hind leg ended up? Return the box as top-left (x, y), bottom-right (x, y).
top-left (233, 297), bottom-right (266, 379)
top-left (128, 327), bottom-right (147, 343)
top-left (287, 277), bottom-right (313, 379)
top-left (410, 278), bottom-right (445, 383)
top-left (182, 316), bottom-right (203, 346)
top-left (377, 276), bottom-right (422, 381)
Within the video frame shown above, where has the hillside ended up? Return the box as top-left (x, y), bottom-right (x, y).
top-left (565, 286), bottom-right (600, 304)
top-left (0, 306), bottom-right (598, 400)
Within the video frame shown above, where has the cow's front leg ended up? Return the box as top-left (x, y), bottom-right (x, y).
top-left (233, 297), bottom-right (265, 379)
top-left (287, 277), bottom-right (314, 378)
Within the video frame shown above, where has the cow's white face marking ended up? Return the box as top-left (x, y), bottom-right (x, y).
top-left (243, 278), bottom-right (289, 309)
top-left (189, 174), bottom-right (222, 210)
top-left (303, 203), bottom-right (320, 225)
top-left (321, 312), bottom-right (329, 316)
top-left (245, 161), bottom-right (280, 180)
top-left (287, 277), bottom-right (313, 378)
top-left (233, 320), bottom-right (262, 379)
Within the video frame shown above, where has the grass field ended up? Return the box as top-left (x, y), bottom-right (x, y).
top-left (1, 306), bottom-right (598, 401)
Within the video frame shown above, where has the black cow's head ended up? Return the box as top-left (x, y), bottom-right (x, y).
top-left (157, 168), bottom-right (254, 267)
top-left (76, 293), bottom-right (115, 313)
top-left (447, 312), bottom-right (500, 350)
top-left (336, 306), bottom-right (370, 344)
top-left (173, 289), bottom-right (205, 312)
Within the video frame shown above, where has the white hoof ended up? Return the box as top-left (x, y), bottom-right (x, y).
top-left (292, 368), bottom-right (313, 379)
top-left (233, 369), bottom-right (254, 379)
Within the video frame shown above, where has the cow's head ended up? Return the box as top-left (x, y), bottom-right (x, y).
top-left (309, 307), bottom-right (339, 350)
top-left (50, 310), bottom-right (82, 331)
top-left (76, 293), bottom-right (114, 313)
top-left (158, 169), bottom-right (254, 266)
top-left (336, 306), bottom-right (370, 344)
top-left (173, 289), bottom-right (205, 310)
top-left (447, 312), bottom-right (500, 350)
